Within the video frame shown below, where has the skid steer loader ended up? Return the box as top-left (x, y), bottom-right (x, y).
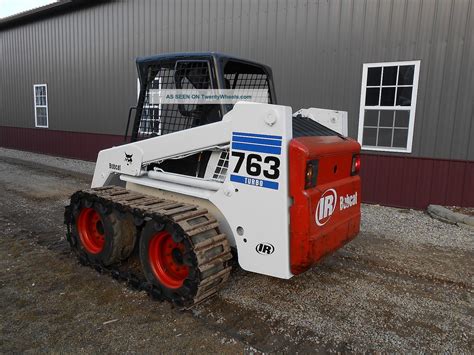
top-left (65, 52), bottom-right (361, 306)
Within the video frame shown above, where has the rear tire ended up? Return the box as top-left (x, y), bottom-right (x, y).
top-left (139, 221), bottom-right (198, 305)
top-left (72, 201), bottom-right (136, 266)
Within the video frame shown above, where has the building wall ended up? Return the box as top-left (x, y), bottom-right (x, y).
top-left (1, 0), bottom-right (473, 208)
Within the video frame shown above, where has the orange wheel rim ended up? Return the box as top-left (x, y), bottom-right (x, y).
top-left (148, 231), bottom-right (189, 289)
top-left (77, 208), bottom-right (105, 254)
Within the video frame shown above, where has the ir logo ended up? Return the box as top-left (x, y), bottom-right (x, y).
top-left (315, 188), bottom-right (337, 226)
top-left (256, 243), bottom-right (275, 255)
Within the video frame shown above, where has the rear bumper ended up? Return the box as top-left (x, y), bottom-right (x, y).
top-left (289, 137), bottom-right (361, 275)
top-left (307, 208), bottom-right (360, 270)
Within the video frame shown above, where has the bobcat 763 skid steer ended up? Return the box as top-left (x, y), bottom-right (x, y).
top-left (65, 52), bottom-right (361, 306)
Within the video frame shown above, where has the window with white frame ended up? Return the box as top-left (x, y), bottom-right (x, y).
top-left (34, 84), bottom-right (48, 128)
top-left (357, 61), bottom-right (420, 152)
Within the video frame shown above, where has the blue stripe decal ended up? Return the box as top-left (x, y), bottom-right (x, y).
top-left (262, 180), bottom-right (279, 190)
top-left (233, 131), bottom-right (282, 140)
top-left (232, 142), bottom-right (281, 155)
top-left (230, 174), bottom-right (279, 190)
top-left (232, 135), bottom-right (282, 147)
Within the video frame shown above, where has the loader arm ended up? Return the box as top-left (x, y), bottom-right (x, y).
top-left (92, 120), bottom-right (232, 188)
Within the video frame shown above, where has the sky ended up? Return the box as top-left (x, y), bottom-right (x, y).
top-left (0, 0), bottom-right (57, 19)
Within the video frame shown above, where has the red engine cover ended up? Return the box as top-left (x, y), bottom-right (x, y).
top-left (289, 136), bottom-right (361, 275)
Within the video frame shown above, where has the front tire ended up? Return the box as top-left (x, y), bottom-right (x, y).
top-left (72, 201), bottom-right (136, 266)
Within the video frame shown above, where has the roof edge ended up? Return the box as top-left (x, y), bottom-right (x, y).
top-left (136, 52), bottom-right (273, 71)
top-left (0, 0), bottom-right (102, 30)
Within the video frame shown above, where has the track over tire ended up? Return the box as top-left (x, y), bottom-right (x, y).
top-left (71, 200), bottom-right (136, 266)
top-left (65, 186), bottom-right (232, 306)
top-left (140, 218), bottom-right (232, 306)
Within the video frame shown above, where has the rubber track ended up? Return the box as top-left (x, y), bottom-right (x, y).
top-left (64, 186), bottom-right (232, 307)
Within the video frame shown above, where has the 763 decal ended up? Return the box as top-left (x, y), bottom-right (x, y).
top-left (230, 131), bottom-right (283, 190)
top-left (231, 152), bottom-right (280, 179)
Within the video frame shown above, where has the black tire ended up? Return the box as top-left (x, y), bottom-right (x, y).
top-left (139, 220), bottom-right (199, 305)
top-left (71, 200), bottom-right (136, 266)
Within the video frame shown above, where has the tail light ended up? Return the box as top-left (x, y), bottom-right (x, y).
top-left (351, 154), bottom-right (360, 175)
top-left (305, 160), bottom-right (318, 189)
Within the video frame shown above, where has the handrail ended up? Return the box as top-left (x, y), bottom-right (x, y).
top-left (124, 106), bottom-right (137, 143)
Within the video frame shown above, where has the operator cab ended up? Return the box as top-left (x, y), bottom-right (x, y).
top-left (129, 52), bottom-right (276, 177)
top-left (132, 52), bottom-right (276, 142)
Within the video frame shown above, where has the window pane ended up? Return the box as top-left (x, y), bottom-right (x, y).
top-left (364, 110), bottom-right (379, 126)
top-left (36, 107), bottom-right (47, 126)
top-left (398, 65), bottom-right (414, 85)
top-left (37, 116), bottom-right (47, 126)
top-left (395, 110), bottom-right (410, 127)
top-left (36, 96), bottom-right (46, 106)
top-left (365, 88), bottom-right (379, 106)
top-left (393, 128), bottom-right (408, 148)
top-left (35, 86), bottom-right (47, 105)
top-left (367, 67), bottom-right (381, 86)
top-left (379, 110), bottom-right (394, 127)
top-left (380, 87), bottom-right (395, 106)
top-left (396, 86), bottom-right (412, 106)
top-left (363, 127), bottom-right (377, 146)
top-left (36, 107), bottom-right (47, 116)
top-left (377, 128), bottom-right (392, 147)
top-left (382, 66), bottom-right (397, 85)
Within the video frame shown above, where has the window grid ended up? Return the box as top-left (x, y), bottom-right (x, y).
top-left (358, 61), bottom-right (420, 153)
top-left (136, 60), bottom-right (216, 141)
top-left (211, 150), bottom-right (229, 182)
top-left (367, 65), bottom-right (413, 108)
top-left (34, 84), bottom-right (48, 128)
top-left (139, 76), bottom-right (162, 135)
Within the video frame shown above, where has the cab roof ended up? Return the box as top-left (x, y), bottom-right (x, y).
top-left (135, 52), bottom-right (273, 81)
top-left (136, 51), bottom-right (270, 69)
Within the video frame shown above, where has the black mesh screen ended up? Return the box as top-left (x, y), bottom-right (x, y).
top-left (223, 61), bottom-right (272, 108)
top-left (292, 114), bottom-right (344, 138)
top-left (224, 72), bottom-right (269, 91)
top-left (136, 60), bottom-right (221, 141)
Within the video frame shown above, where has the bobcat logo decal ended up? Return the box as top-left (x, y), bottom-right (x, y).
top-left (124, 153), bottom-right (133, 165)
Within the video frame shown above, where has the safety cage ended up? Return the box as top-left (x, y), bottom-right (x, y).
top-left (129, 52), bottom-right (276, 143)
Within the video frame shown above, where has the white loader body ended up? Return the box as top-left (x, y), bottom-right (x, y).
top-left (92, 102), bottom-right (294, 279)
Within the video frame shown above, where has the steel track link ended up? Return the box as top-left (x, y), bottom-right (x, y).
top-left (64, 186), bottom-right (232, 307)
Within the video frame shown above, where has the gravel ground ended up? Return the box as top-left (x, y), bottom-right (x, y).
top-left (362, 203), bottom-right (473, 249)
top-left (0, 149), bottom-right (472, 353)
top-left (0, 147), bottom-right (95, 176)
